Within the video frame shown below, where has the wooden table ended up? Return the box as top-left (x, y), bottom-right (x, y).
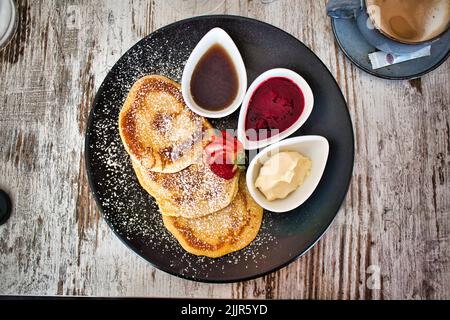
top-left (0, 0), bottom-right (449, 299)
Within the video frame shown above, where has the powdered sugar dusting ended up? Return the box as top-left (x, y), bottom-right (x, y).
top-left (87, 24), bottom-right (279, 281)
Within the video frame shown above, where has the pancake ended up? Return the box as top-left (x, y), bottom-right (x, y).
top-left (162, 178), bottom-right (263, 258)
top-left (133, 158), bottom-right (239, 218)
top-left (119, 75), bottom-right (212, 173)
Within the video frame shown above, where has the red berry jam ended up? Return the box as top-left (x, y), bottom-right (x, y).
top-left (245, 77), bottom-right (304, 141)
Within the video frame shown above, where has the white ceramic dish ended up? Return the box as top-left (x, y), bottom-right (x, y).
top-left (237, 68), bottom-right (314, 150)
top-left (246, 135), bottom-right (329, 212)
top-left (0, 0), bottom-right (17, 50)
top-left (181, 27), bottom-right (247, 118)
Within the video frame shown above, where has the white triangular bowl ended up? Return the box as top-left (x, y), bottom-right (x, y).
top-left (237, 68), bottom-right (314, 150)
top-left (246, 135), bottom-right (329, 212)
top-left (181, 27), bottom-right (247, 118)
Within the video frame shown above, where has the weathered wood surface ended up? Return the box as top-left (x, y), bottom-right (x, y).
top-left (0, 0), bottom-right (448, 299)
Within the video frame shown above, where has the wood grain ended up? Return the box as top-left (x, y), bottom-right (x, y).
top-left (0, 0), bottom-right (449, 299)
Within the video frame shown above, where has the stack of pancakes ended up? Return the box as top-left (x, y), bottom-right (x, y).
top-left (119, 75), bottom-right (263, 258)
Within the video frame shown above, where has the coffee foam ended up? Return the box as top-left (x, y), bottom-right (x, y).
top-left (367, 0), bottom-right (450, 43)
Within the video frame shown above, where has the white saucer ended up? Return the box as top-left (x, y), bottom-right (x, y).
top-left (0, 0), bottom-right (18, 50)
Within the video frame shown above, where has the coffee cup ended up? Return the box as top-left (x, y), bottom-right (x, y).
top-left (327, 0), bottom-right (450, 54)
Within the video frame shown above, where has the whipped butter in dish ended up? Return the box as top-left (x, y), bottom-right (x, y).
top-left (255, 151), bottom-right (312, 201)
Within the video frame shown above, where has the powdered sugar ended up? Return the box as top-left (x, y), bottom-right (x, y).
top-left (86, 25), bottom-right (279, 281)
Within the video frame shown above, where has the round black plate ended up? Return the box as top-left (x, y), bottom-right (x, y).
top-left (331, 18), bottom-right (450, 80)
top-left (86, 15), bottom-right (354, 283)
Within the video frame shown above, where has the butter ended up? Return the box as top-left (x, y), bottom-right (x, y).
top-left (255, 151), bottom-right (312, 201)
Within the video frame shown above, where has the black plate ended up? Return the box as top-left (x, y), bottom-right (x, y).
top-left (86, 15), bottom-right (354, 283)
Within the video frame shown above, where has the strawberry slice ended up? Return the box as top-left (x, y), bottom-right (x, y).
top-left (208, 148), bottom-right (234, 165)
top-left (204, 140), bottom-right (233, 158)
top-left (209, 163), bottom-right (237, 180)
top-left (205, 130), bottom-right (244, 180)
